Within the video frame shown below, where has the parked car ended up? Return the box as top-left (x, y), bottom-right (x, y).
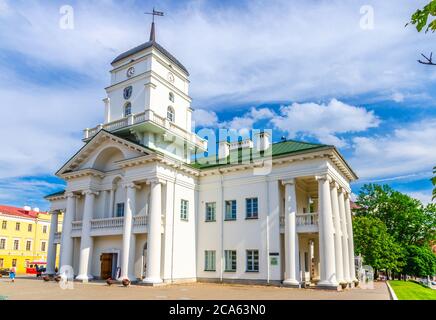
top-left (0, 268), bottom-right (10, 277)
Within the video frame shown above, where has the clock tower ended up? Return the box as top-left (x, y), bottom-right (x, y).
top-left (85, 21), bottom-right (206, 162)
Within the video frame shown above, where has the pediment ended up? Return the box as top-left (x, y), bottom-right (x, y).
top-left (56, 130), bottom-right (153, 176)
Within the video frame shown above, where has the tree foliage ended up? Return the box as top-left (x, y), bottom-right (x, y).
top-left (353, 184), bottom-right (436, 277)
top-left (353, 216), bottom-right (405, 272)
top-left (408, 0), bottom-right (436, 33)
top-left (354, 184), bottom-right (436, 246)
top-left (403, 245), bottom-right (436, 278)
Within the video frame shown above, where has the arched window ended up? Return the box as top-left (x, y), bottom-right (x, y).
top-left (124, 102), bottom-right (132, 117)
top-left (169, 92), bottom-right (175, 103)
top-left (167, 106), bottom-right (175, 122)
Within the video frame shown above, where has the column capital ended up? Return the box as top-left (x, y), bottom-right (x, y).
top-left (338, 186), bottom-right (347, 195)
top-left (124, 182), bottom-right (142, 190)
top-left (146, 178), bottom-right (166, 186)
top-left (50, 209), bottom-right (62, 215)
top-left (315, 174), bottom-right (332, 183)
top-left (65, 192), bottom-right (76, 198)
top-left (330, 181), bottom-right (340, 189)
top-left (82, 190), bottom-right (99, 196)
top-left (281, 178), bottom-right (296, 186)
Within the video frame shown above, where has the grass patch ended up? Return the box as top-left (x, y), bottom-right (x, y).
top-left (389, 280), bottom-right (436, 300)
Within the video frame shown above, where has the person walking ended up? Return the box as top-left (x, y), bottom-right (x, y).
top-left (9, 266), bottom-right (16, 283)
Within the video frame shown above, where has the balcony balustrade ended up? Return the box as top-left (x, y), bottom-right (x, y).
top-left (279, 212), bottom-right (319, 233)
top-left (83, 110), bottom-right (206, 149)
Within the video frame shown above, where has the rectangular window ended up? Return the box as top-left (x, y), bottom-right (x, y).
top-left (0, 239), bottom-right (5, 250)
top-left (13, 239), bottom-right (19, 251)
top-left (42, 225), bottom-right (47, 233)
top-left (205, 202), bottom-right (216, 222)
top-left (224, 250), bottom-right (237, 272)
top-left (41, 241), bottom-right (46, 252)
top-left (116, 203), bottom-right (125, 217)
top-left (1, 221), bottom-right (6, 229)
top-left (12, 259), bottom-right (17, 267)
top-left (246, 250), bottom-right (259, 272)
top-left (0, 258), bottom-right (3, 268)
top-left (180, 200), bottom-right (189, 221)
top-left (28, 224), bottom-right (32, 232)
top-left (246, 198), bottom-right (258, 219)
top-left (304, 252), bottom-right (309, 272)
top-left (225, 200), bottom-right (237, 220)
top-left (204, 250), bottom-right (216, 271)
top-left (15, 222), bottom-right (20, 231)
top-left (26, 240), bottom-right (31, 251)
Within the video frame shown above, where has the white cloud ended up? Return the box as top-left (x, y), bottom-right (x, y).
top-left (0, 1), bottom-right (435, 107)
top-left (270, 99), bottom-right (380, 147)
top-left (349, 119), bottom-right (436, 179)
top-left (192, 109), bottom-right (218, 128)
top-left (391, 92), bottom-right (405, 103)
top-left (406, 191), bottom-right (434, 205)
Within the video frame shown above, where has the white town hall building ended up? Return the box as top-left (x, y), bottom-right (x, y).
top-left (45, 23), bottom-right (358, 290)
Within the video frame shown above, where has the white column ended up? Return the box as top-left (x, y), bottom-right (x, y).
top-left (345, 193), bottom-right (357, 282)
top-left (120, 183), bottom-right (138, 281)
top-left (60, 193), bottom-right (75, 272)
top-left (45, 210), bottom-right (59, 275)
top-left (282, 179), bottom-right (300, 286)
top-left (143, 179), bottom-right (163, 284)
top-left (103, 98), bottom-right (111, 123)
top-left (316, 174), bottom-right (338, 288)
top-left (108, 189), bottom-right (115, 218)
top-left (330, 181), bottom-right (344, 283)
top-left (338, 188), bottom-right (351, 283)
top-left (76, 190), bottom-right (97, 281)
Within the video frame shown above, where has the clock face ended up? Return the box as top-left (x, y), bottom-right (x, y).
top-left (123, 86), bottom-right (132, 100)
top-left (167, 72), bottom-right (175, 83)
top-left (127, 67), bottom-right (135, 78)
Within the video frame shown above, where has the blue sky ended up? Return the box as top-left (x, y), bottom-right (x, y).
top-left (0, 0), bottom-right (435, 210)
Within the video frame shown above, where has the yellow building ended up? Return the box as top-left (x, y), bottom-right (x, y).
top-left (0, 205), bottom-right (62, 274)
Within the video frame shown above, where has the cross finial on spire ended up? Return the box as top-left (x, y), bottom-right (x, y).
top-left (145, 8), bottom-right (164, 42)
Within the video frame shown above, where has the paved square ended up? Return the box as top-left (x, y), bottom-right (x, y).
top-left (0, 277), bottom-right (390, 300)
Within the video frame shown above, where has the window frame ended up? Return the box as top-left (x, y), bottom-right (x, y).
top-left (124, 102), bottom-right (132, 117)
top-left (1, 221), bottom-right (6, 229)
top-left (245, 198), bottom-right (259, 219)
top-left (15, 222), bottom-right (20, 231)
top-left (0, 238), bottom-right (6, 250)
top-left (28, 224), bottom-right (32, 232)
top-left (169, 92), bottom-right (175, 103)
top-left (42, 225), bottom-right (47, 234)
top-left (116, 203), bottom-right (125, 218)
top-left (204, 250), bottom-right (216, 271)
top-left (26, 240), bottom-right (32, 251)
top-left (40, 241), bottom-right (47, 252)
top-left (225, 200), bottom-right (237, 221)
top-left (246, 249), bottom-right (259, 272)
top-left (180, 199), bottom-right (189, 221)
top-left (167, 106), bottom-right (175, 122)
top-left (205, 202), bottom-right (216, 222)
top-left (13, 239), bottom-right (19, 251)
top-left (224, 250), bottom-right (237, 272)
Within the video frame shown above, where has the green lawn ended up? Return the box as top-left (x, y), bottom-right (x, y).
top-left (389, 280), bottom-right (436, 300)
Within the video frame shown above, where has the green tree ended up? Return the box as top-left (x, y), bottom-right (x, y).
top-left (403, 245), bottom-right (436, 278)
top-left (353, 216), bottom-right (405, 276)
top-left (354, 184), bottom-right (436, 246)
top-left (408, 0), bottom-right (436, 32)
top-left (432, 166), bottom-right (436, 200)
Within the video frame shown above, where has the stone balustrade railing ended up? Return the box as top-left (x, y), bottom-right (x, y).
top-left (72, 221), bottom-right (83, 230)
top-left (133, 215), bottom-right (147, 227)
top-left (279, 213), bottom-right (319, 227)
top-left (90, 217), bottom-right (124, 229)
top-left (83, 110), bottom-right (206, 149)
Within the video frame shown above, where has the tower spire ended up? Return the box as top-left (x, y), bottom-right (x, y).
top-left (145, 8), bottom-right (164, 42)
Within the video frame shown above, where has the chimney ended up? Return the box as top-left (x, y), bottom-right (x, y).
top-left (23, 205), bottom-right (31, 212)
top-left (33, 208), bottom-right (40, 213)
top-left (254, 131), bottom-right (271, 151)
top-left (218, 141), bottom-right (230, 159)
